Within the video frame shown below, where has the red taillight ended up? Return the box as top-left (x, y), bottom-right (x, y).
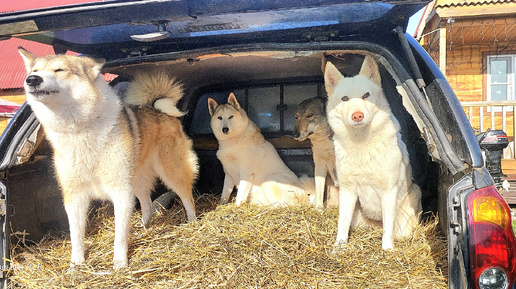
top-left (467, 185), bottom-right (516, 289)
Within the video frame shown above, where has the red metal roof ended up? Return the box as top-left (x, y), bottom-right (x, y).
top-left (0, 0), bottom-right (103, 14)
top-left (0, 1), bottom-right (115, 90)
top-left (0, 38), bottom-right (116, 89)
top-left (0, 38), bottom-right (72, 90)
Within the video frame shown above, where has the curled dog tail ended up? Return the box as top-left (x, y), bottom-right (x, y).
top-left (124, 70), bottom-right (185, 117)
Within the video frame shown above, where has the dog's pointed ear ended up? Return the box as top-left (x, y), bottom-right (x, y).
top-left (359, 55), bottom-right (381, 85)
top-left (92, 58), bottom-right (106, 77)
top-left (207, 98), bottom-right (219, 116)
top-left (324, 62), bottom-right (344, 96)
top-left (81, 56), bottom-right (106, 80)
top-left (18, 47), bottom-right (36, 73)
top-left (86, 57), bottom-right (106, 79)
top-left (227, 93), bottom-right (241, 109)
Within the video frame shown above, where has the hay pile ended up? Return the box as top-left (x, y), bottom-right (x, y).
top-left (8, 194), bottom-right (448, 288)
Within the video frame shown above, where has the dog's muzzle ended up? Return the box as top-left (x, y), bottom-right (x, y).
top-left (25, 75), bottom-right (44, 87)
top-left (222, 127), bottom-right (229, 134)
top-left (292, 131), bottom-right (311, 141)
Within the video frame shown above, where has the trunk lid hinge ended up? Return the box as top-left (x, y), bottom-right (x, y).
top-left (395, 26), bottom-right (431, 103)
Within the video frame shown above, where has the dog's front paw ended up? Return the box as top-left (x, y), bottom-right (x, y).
top-left (308, 194), bottom-right (316, 206)
top-left (69, 262), bottom-right (85, 271)
top-left (235, 198), bottom-right (245, 206)
top-left (382, 237), bottom-right (395, 251)
top-left (113, 258), bottom-right (128, 270)
top-left (331, 240), bottom-right (347, 255)
top-left (70, 255), bottom-right (85, 268)
top-left (382, 244), bottom-right (395, 251)
top-left (141, 211), bottom-right (153, 227)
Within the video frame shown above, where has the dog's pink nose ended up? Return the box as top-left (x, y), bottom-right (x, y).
top-left (352, 111), bottom-right (364, 122)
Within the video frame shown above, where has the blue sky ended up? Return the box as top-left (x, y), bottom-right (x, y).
top-left (407, 7), bottom-right (426, 36)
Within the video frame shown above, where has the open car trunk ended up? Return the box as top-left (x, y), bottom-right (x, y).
top-left (0, 39), bottom-right (481, 287)
top-left (2, 1), bottom-right (513, 288)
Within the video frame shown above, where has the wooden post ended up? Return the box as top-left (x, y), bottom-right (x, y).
top-left (480, 107), bottom-right (484, 132)
top-left (491, 107), bottom-right (496, 129)
top-left (513, 105), bottom-right (516, 158)
top-left (439, 26), bottom-right (447, 76)
top-left (503, 106), bottom-right (507, 132)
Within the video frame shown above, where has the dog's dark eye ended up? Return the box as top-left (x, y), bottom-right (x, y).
top-left (55, 68), bottom-right (65, 72)
top-left (306, 113), bottom-right (314, 118)
top-left (341, 96), bottom-right (349, 102)
top-left (32, 69), bottom-right (38, 73)
top-left (229, 115), bottom-right (233, 119)
top-left (294, 115), bottom-right (299, 120)
top-left (217, 116), bottom-right (222, 120)
top-left (362, 92), bottom-right (370, 99)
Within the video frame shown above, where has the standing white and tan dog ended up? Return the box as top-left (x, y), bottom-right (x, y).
top-left (325, 54), bottom-right (421, 251)
top-left (293, 97), bottom-right (339, 208)
top-left (208, 93), bottom-right (313, 206)
top-left (18, 47), bottom-right (198, 269)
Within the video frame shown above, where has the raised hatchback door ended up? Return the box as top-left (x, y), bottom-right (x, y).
top-left (0, 0), bottom-right (429, 60)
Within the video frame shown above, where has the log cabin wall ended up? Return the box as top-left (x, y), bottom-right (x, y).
top-left (417, 1), bottom-right (516, 140)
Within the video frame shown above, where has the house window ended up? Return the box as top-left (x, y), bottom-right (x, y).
top-left (487, 55), bottom-right (516, 101)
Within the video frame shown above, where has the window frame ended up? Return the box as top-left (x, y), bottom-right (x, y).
top-left (486, 54), bottom-right (516, 102)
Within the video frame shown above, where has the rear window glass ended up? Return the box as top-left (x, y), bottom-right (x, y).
top-left (190, 82), bottom-right (325, 136)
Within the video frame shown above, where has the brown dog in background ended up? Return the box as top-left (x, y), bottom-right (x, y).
top-left (293, 97), bottom-right (339, 208)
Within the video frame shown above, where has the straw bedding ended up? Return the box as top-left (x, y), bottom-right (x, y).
top-left (8, 194), bottom-right (447, 288)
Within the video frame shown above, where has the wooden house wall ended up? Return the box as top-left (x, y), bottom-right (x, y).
top-left (420, 19), bottom-right (516, 137)
top-left (446, 45), bottom-right (483, 102)
top-left (449, 42), bottom-right (516, 136)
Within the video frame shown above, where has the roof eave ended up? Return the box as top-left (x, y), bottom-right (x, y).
top-left (435, 1), bottom-right (516, 18)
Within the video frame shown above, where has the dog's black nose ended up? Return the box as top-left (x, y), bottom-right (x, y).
top-left (25, 75), bottom-right (43, 87)
top-left (222, 127), bottom-right (229, 134)
top-left (292, 131), bottom-right (300, 138)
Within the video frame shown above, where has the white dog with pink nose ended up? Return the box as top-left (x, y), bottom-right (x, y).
top-left (324, 54), bottom-right (422, 251)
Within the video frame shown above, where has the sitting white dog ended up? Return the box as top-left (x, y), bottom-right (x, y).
top-left (208, 93), bottom-right (313, 206)
top-left (325, 54), bottom-right (422, 250)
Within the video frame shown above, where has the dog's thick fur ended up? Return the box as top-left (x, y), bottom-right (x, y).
top-left (293, 97), bottom-right (339, 208)
top-left (18, 48), bottom-right (198, 268)
top-left (208, 93), bottom-right (313, 206)
top-left (324, 54), bottom-right (422, 250)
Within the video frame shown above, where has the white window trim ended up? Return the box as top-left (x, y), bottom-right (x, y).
top-left (487, 55), bottom-right (515, 101)
top-left (486, 54), bottom-right (516, 112)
